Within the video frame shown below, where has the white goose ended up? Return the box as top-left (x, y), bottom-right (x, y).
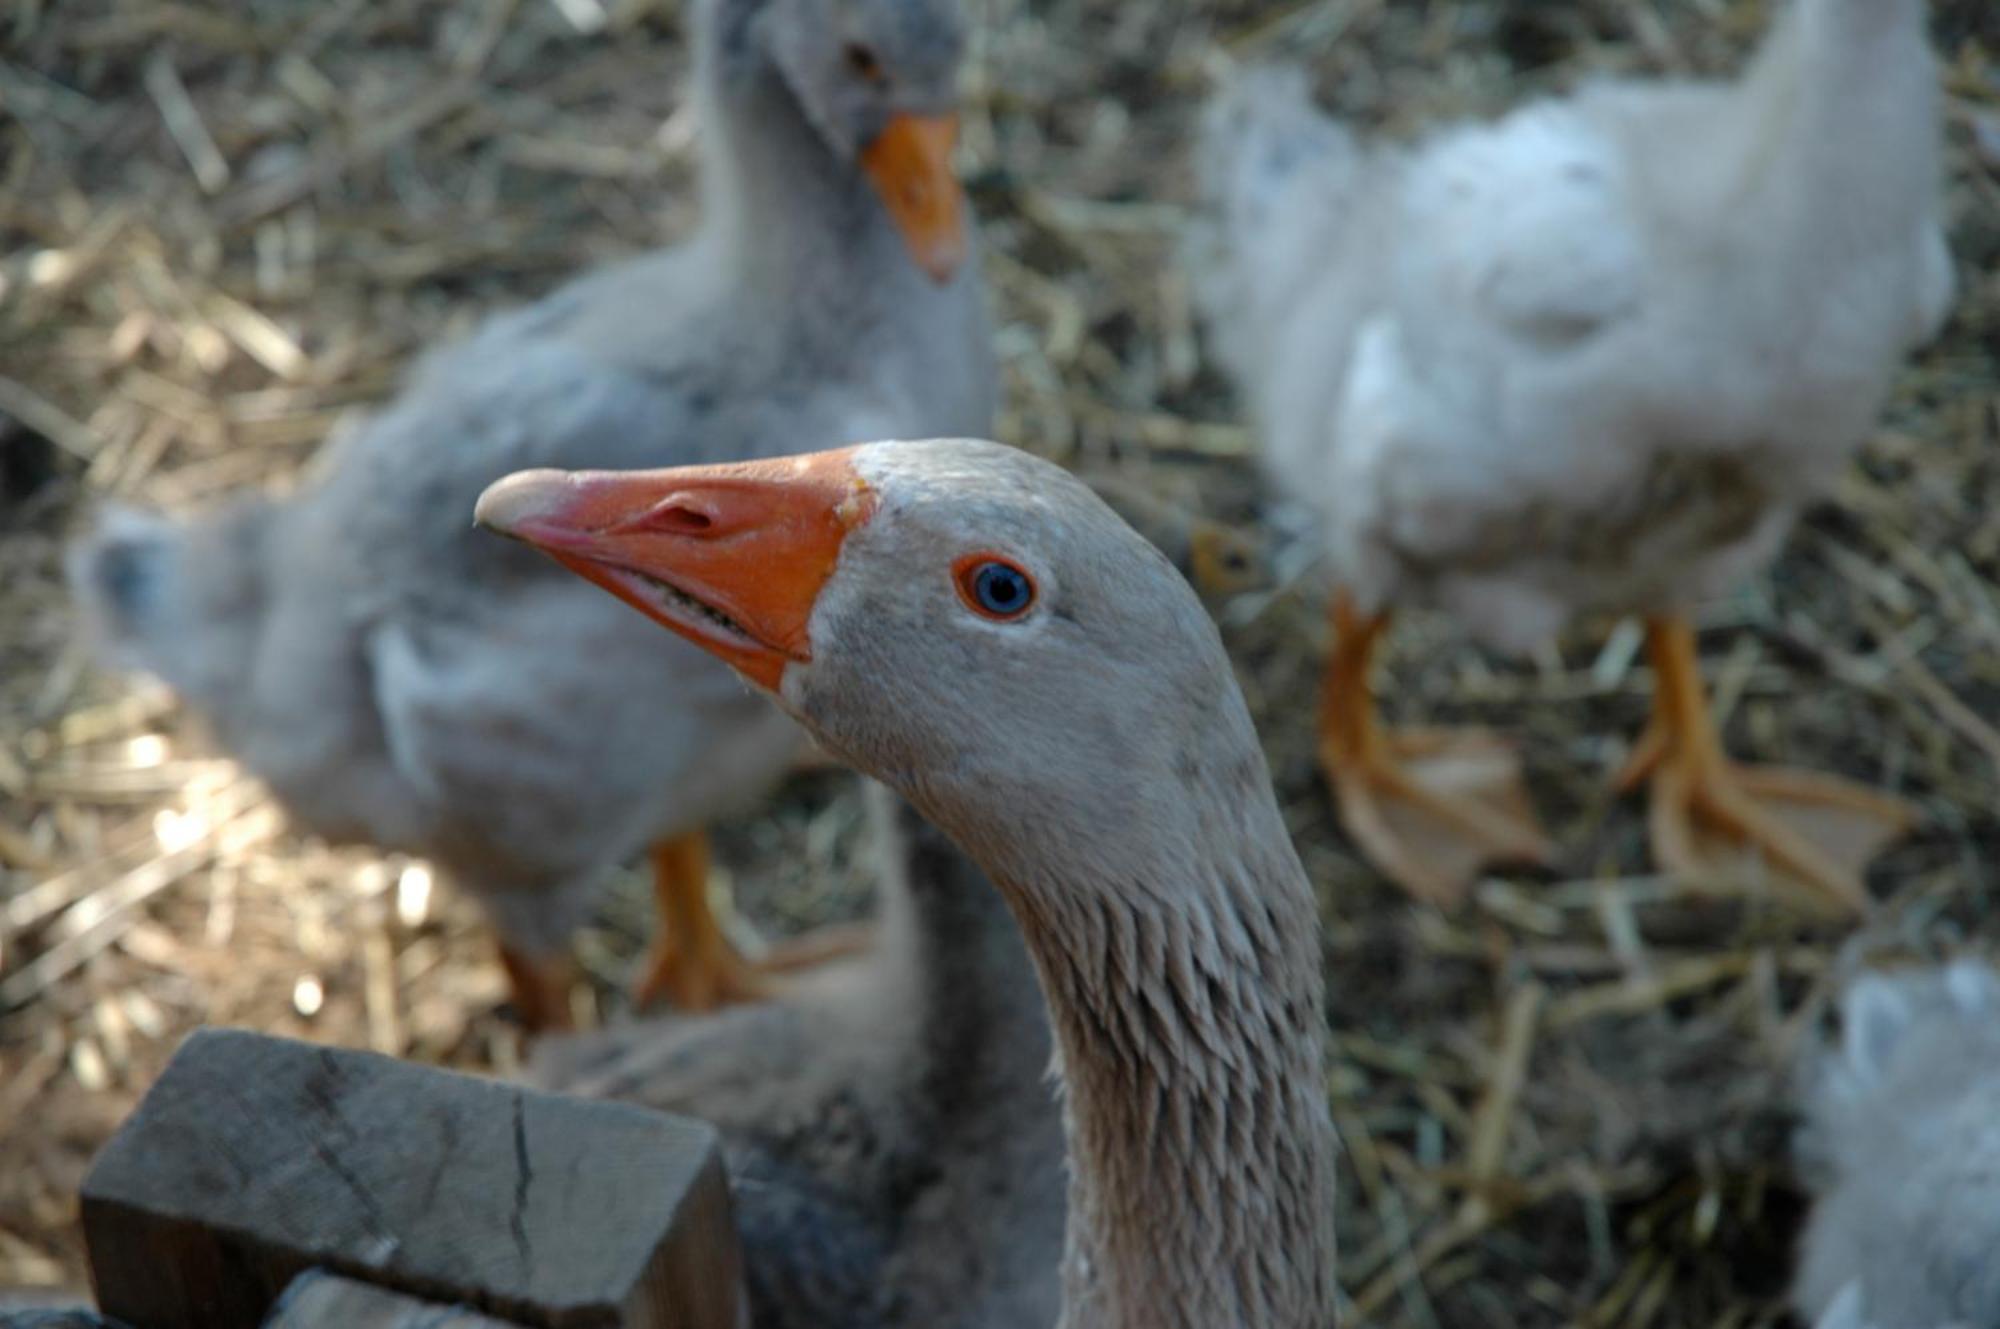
top-left (1192, 0), bottom-right (1953, 908)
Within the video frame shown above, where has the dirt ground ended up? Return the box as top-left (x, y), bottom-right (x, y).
top-left (2, 0), bottom-right (1998, 1324)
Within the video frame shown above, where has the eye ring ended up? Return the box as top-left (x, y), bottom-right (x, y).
top-left (844, 41), bottom-right (886, 83)
top-left (953, 554), bottom-right (1037, 622)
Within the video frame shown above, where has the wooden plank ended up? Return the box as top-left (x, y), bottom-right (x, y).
top-left (0, 1291), bottom-right (117, 1329)
top-left (264, 1270), bottom-right (525, 1328)
top-left (80, 1028), bottom-right (742, 1329)
top-left (0, 1292), bottom-right (94, 1311)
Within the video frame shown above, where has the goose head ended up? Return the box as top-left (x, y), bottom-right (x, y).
top-left (755, 0), bottom-right (968, 282)
top-left (476, 440), bottom-right (1245, 873)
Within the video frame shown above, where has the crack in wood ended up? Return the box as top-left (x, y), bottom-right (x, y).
top-left (508, 1095), bottom-right (532, 1273)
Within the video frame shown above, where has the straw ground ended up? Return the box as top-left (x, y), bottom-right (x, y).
top-left (2, 1), bottom-right (1997, 1323)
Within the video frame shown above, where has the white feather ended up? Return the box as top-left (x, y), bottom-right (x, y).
top-left (1793, 960), bottom-right (2000, 1327)
top-left (1193, 0), bottom-right (1952, 650)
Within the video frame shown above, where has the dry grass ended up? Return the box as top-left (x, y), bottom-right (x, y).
top-left (2, 0), bottom-right (1997, 1323)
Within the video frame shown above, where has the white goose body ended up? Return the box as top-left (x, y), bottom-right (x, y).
top-left (1195, 0), bottom-right (1951, 651)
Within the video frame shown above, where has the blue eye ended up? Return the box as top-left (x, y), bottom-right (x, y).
top-left (955, 555), bottom-right (1036, 621)
top-left (975, 563), bottom-right (1030, 614)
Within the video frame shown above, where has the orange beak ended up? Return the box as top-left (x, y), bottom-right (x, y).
top-left (860, 112), bottom-right (967, 284)
top-left (475, 451), bottom-right (877, 692)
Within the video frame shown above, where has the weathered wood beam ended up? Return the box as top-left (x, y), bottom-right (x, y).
top-left (0, 1306), bottom-right (119, 1329)
top-left (80, 1028), bottom-right (742, 1329)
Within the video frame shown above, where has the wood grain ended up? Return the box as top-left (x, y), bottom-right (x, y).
top-left (79, 1028), bottom-right (742, 1329)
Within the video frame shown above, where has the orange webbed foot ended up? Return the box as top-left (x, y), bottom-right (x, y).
top-left (1622, 616), bottom-right (1916, 916)
top-left (1319, 593), bottom-right (1552, 906)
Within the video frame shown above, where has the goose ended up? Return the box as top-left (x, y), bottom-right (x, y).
top-left (477, 438), bottom-right (1342, 1327)
top-left (66, 0), bottom-right (995, 1028)
top-left (1191, 0), bottom-right (1953, 908)
top-left (1792, 959), bottom-right (2000, 1328)
top-left (531, 782), bottom-right (1064, 1327)
top-left (1082, 473), bottom-right (1269, 601)
top-left (525, 482), bottom-right (1262, 1327)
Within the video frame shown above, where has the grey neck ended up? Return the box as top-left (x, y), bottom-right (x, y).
top-left (965, 745), bottom-right (1341, 1329)
top-left (691, 0), bottom-right (907, 304)
top-left (872, 789), bottom-right (1053, 1106)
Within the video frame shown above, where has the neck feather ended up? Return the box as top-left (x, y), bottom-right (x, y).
top-left (1704, 0), bottom-right (1937, 246)
top-left (970, 737), bottom-right (1341, 1329)
top-left (1747, 0), bottom-right (1933, 125)
top-left (690, 0), bottom-right (902, 296)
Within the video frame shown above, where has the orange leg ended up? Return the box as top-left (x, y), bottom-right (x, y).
top-left (631, 831), bottom-right (873, 1013)
top-left (497, 943), bottom-right (577, 1034)
top-left (1318, 591), bottom-right (1552, 906)
top-left (1618, 615), bottom-right (1915, 916)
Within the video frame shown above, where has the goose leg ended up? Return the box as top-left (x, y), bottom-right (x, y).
top-left (633, 832), bottom-right (874, 1012)
top-left (1619, 615), bottom-right (1915, 916)
top-left (497, 943), bottom-right (577, 1033)
top-left (1317, 591), bottom-right (1553, 906)
top-left (634, 831), bottom-right (771, 1011)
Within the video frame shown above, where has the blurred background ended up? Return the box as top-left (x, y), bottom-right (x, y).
top-left (2, 0), bottom-right (1997, 1323)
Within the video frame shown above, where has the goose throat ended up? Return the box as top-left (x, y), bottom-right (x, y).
top-left (999, 845), bottom-right (1341, 1329)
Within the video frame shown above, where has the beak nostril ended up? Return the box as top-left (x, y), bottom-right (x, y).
top-left (638, 499), bottom-right (718, 534)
